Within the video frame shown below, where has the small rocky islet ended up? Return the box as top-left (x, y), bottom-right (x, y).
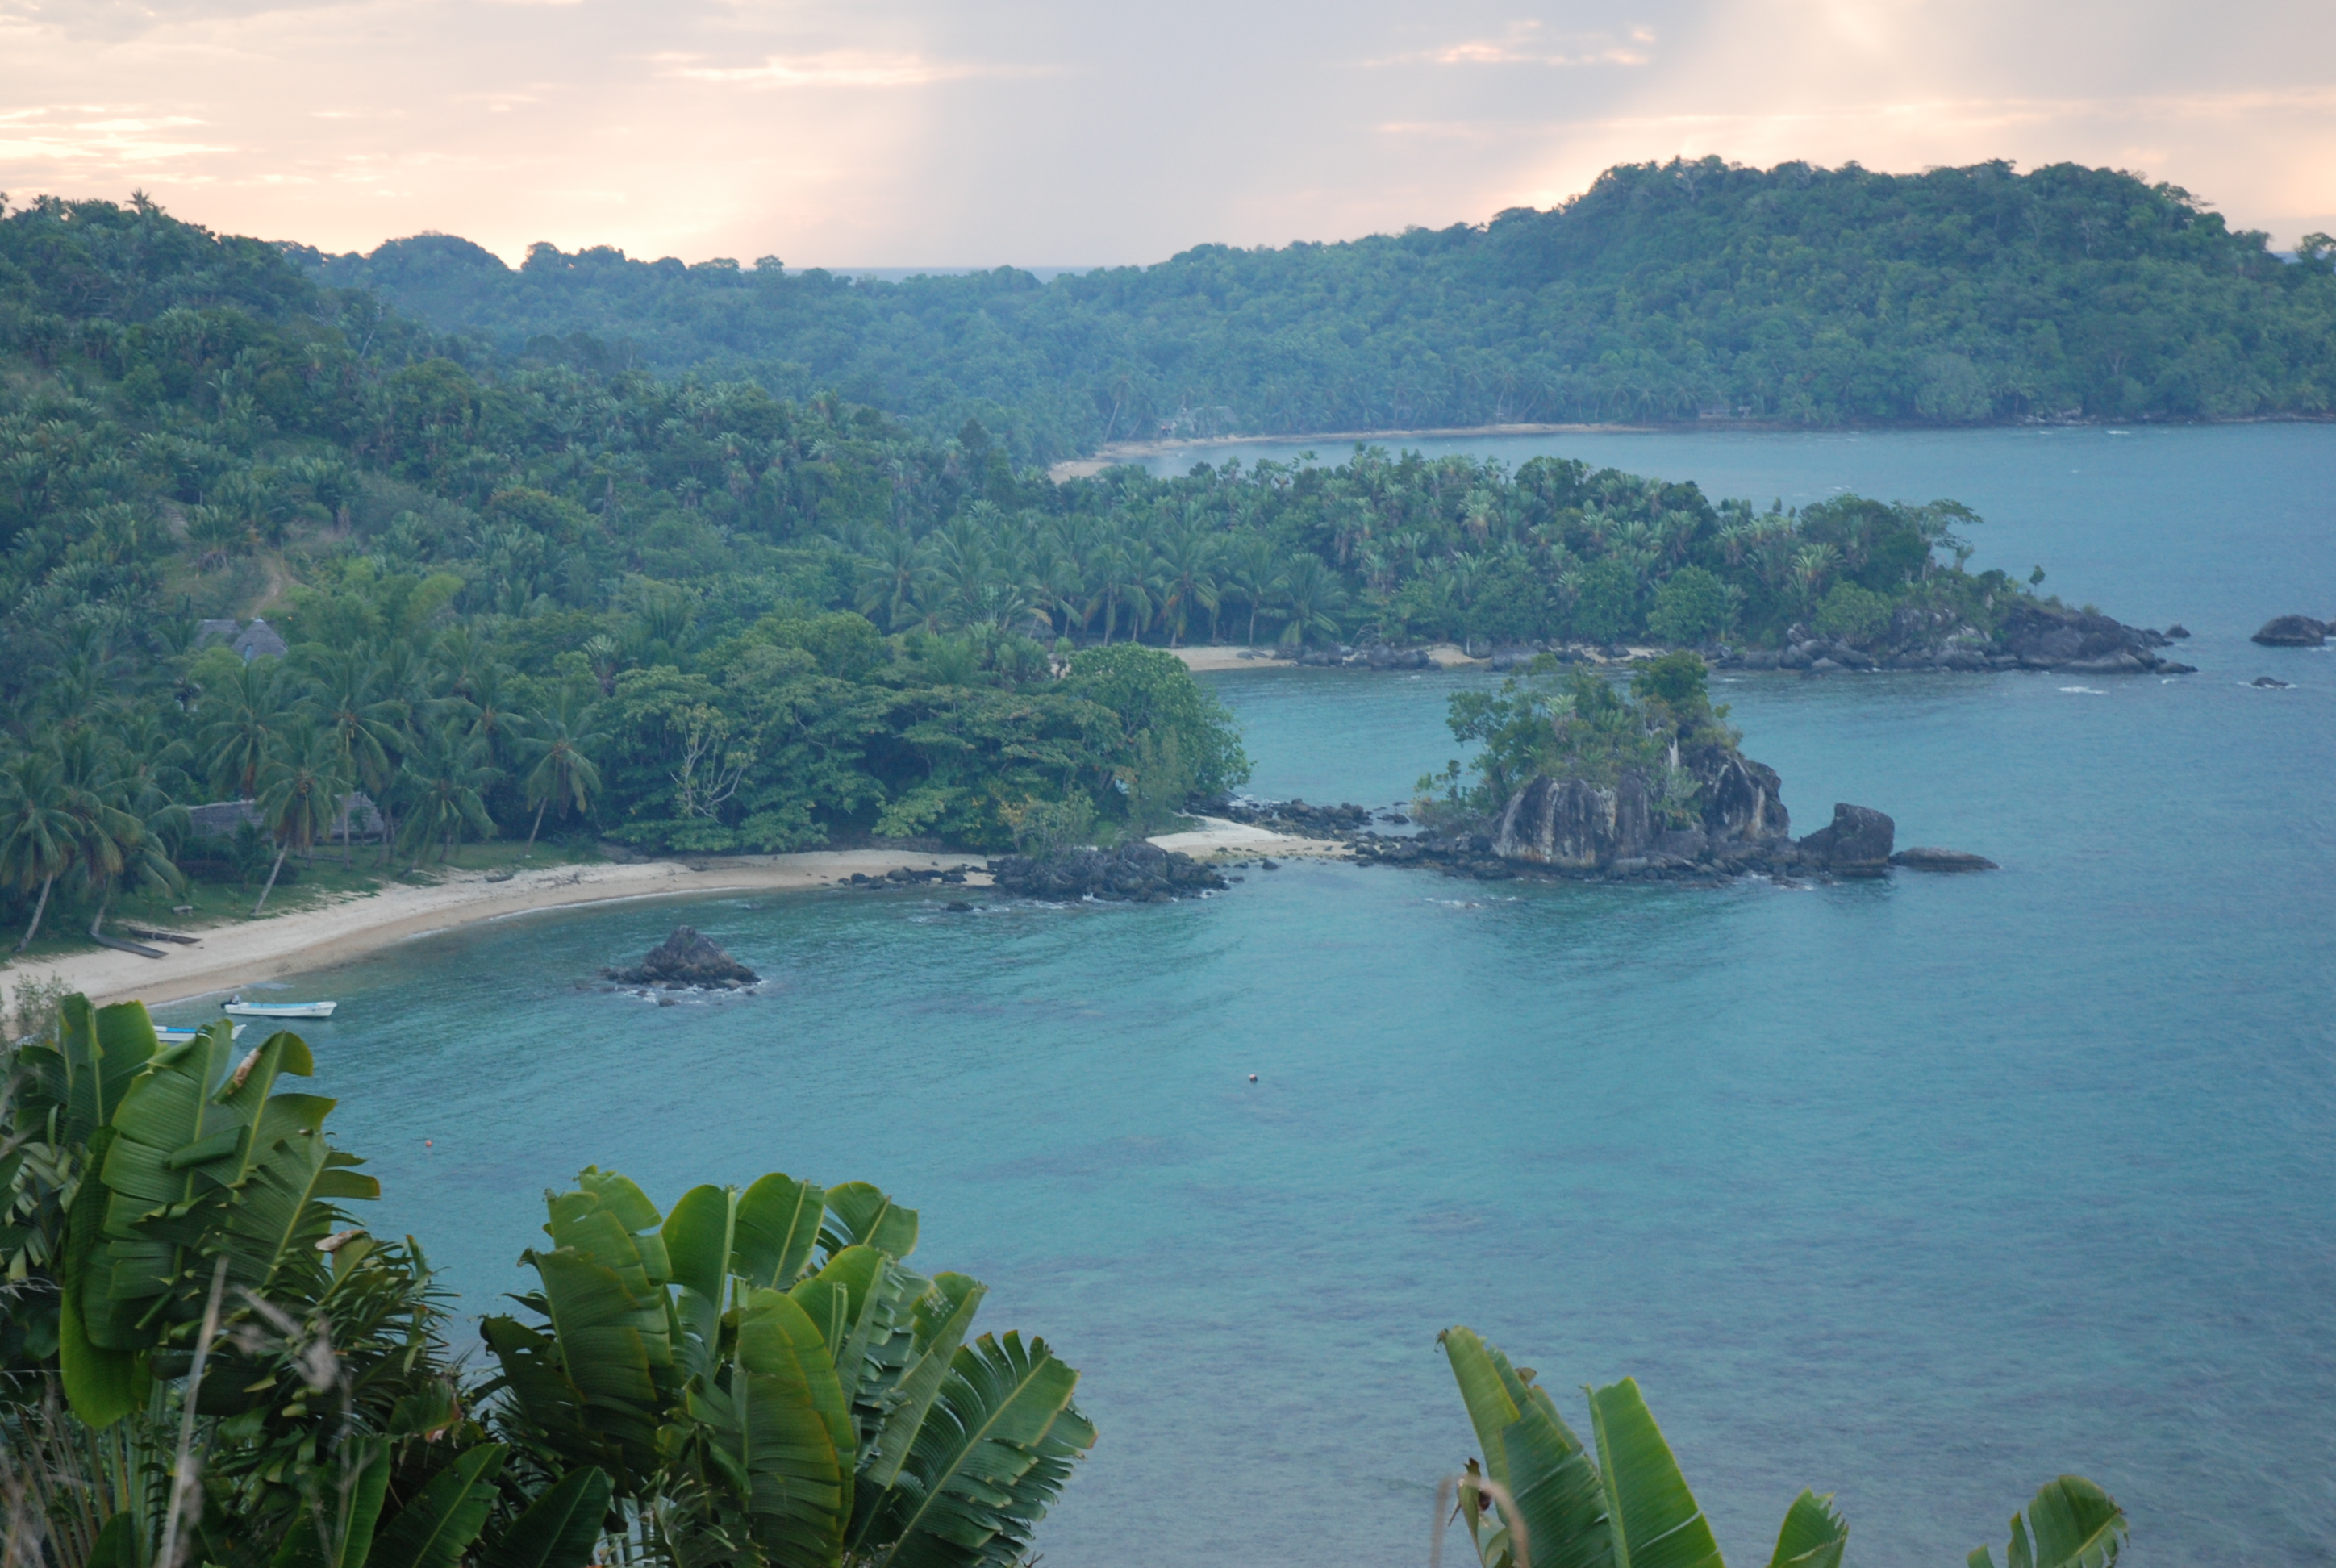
top-left (603, 925), bottom-right (761, 989)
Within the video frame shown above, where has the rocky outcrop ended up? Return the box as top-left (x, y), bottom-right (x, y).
top-left (604, 926), bottom-right (760, 988)
top-left (2252, 615), bottom-right (2327, 647)
top-left (1491, 774), bottom-right (1655, 870)
top-left (1793, 803), bottom-right (1895, 876)
top-left (1715, 602), bottom-right (2194, 676)
top-left (989, 841), bottom-right (1228, 901)
top-left (1891, 846), bottom-right (1998, 872)
top-left (1488, 736), bottom-right (1793, 874)
top-left (1209, 796), bottom-right (1374, 835)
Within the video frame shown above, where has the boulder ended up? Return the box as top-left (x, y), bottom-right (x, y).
top-left (604, 925), bottom-right (760, 988)
top-left (990, 841), bottom-right (1228, 900)
top-left (2251, 615), bottom-right (2327, 647)
top-left (1995, 603), bottom-right (2167, 673)
top-left (2251, 676), bottom-right (2292, 690)
top-left (1795, 803), bottom-right (1895, 876)
top-left (2164, 623), bottom-right (2190, 639)
top-left (1890, 847), bottom-right (1998, 872)
top-left (1689, 747), bottom-right (1791, 843)
top-left (1491, 772), bottom-right (1654, 870)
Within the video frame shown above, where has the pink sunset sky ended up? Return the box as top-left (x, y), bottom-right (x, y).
top-left (3, 0), bottom-right (2330, 265)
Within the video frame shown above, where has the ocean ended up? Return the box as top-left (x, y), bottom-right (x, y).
top-left (161, 423), bottom-right (2336, 1565)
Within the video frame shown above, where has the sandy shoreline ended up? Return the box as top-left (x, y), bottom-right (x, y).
top-left (1168, 643), bottom-right (1484, 672)
top-left (10, 850), bottom-right (987, 1011)
top-left (9, 821), bottom-right (1354, 1011)
top-left (1147, 816), bottom-right (1353, 860)
top-left (1047, 422), bottom-right (1665, 479)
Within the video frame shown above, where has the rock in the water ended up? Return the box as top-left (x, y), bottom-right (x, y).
top-left (2251, 675), bottom-right (2292, 689)
top-left (1995, 603), bottom-right (2170, 673)
top-left (990, 841), bottom-right (1228, 900)
top-left (2251, 615), bottom-right (2327, 647)
top-left (1890, 846), bottom-right (1998, 872)
top-left (604, 925), bottom-right (760, 988)
top-left (2164, 623), bottom-right (2191, 639)
top-left (1795, 803), bottom-right (1895, 875)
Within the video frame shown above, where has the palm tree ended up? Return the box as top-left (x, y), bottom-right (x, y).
top-left (1153, 528), bottom-right (1220, 646)
top-left (199, 659), bottom-right (295, 800)
top-left (251, 724), bottom-right (347, 915)
top-left (303, 648), bottom-right (403, 867)
top-left (462, 661), bottom-right (532, 773)
top-left (518, 687), bottom-right (607, 853)
top-left (0, 750), bottom-right (78, 951)
top-left (1276, 553), bottom-right (1348, 647)
top-left (1220, 535), bottom-right (1286, 646)
top-left (54, 728), bottom-right (183, 943)
top-left (394, 720), bottom-right (496, 871)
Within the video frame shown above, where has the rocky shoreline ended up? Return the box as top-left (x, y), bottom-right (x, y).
top-left (1234, 601), bottom-right (2200, 678)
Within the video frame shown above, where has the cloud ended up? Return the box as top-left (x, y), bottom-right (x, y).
top-left (657, 49), bottom-right (1020, 87)
top-left (0, 0), bottom-right (2326, 263)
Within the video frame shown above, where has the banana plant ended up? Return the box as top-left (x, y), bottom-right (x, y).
top-left (1441, 1327), bottom-right (2123, 1568)
top-left (1441, 1326), bottom-right (1835, 1568)
top-left (482, 1166), bottom-right (1095, 1568)
top-left (1966, 1477), bottom-right (2126, 1568)
top-left (5, 995), bottom-right (610, 1568)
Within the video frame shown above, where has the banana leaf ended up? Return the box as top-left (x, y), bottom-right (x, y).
top-left (824, 1182), bottom-right (918, 1260)
top-left (868, 1331), bottom-right (1089, 1568)
top-left (40, 995), bottom-right (159, 1147)
top-left (732, 1172), bottom-right (826, 1290)
top-left (862, 1275), bottom-right (986, 1492)
top-left (1968, 1477), bottom-right (2125, 1568)
top-left (1766, 1490), bottom-right (1847, 1568)
top-left (478, 1466), bottom-right (612, 1568)
top-left (1586, 1378), bottom-right (1723, 1568)
top-left (677, 1287), bottom-right (856, 1565)
top-left (367, 1444), bottom-right (507, 1568)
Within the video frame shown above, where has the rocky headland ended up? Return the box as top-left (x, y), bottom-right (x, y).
top-left (1235, 602), bottom-right (2198, 677)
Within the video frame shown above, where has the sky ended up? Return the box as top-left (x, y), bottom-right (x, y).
top-left (2, 0), bottom-right (2332, 268)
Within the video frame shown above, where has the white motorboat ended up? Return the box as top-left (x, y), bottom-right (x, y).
top-left (223, 999), bottom-right (337, 1020)
top-left (156, 1024), bottom-right (246, 1044)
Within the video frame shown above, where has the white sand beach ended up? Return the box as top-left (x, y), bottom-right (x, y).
top-left (9, 850), bottom-right (989, 1010)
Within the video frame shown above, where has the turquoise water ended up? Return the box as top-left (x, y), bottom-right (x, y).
top-left (162, 427), bottom-right (2334, 1565)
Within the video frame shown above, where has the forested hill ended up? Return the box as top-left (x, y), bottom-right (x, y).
top-left (295, 158), bottom-right (2336, 460)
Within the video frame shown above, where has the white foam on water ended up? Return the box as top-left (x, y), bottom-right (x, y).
top-left (2059, 686), bottom-right (2105, 694)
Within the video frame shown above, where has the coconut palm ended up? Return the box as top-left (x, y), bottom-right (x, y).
top-left (394, 719), bottom-right (496, 870)
top-left (0, 749), bottom-right (78, 951)
top-left (251, 722), bottom-right (347, 915)
top-left (1220, 535), bottom-right (1286, 646)
top-left (1153, 527), bottom-right (1220, 646)
top-left (518, 686), bottom-right (607, 853)
top-left (53, 728), bottom-right (183, 940)
top-left (1276, 553), bottom-right (1348, 646)
top-left (302, 646), bottom-right (404, 866)
top-left (199, 659), bottom-right (295, 801)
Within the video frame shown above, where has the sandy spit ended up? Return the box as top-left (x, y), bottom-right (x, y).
top-left (1146, 816), bottom-right (1353, 861)
top-left (10, 851), bottom-right (987, 1011)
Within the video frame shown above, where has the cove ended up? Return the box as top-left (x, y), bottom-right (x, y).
top-left (169, 424), bottom-right (2336, 1566)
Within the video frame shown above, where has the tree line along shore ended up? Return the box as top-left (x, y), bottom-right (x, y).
top-left (0, 169), bottom-right (2255, 958)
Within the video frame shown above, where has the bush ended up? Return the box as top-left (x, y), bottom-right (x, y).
top-left (1570, 557), bottom-right (1643, 643)
top-left (1646, 566), bottom-right (1734, 644)
top-left (1814, 582), bottom-right (1892, 642)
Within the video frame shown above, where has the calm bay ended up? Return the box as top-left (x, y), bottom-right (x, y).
top-left (163, 425), bottom-right (2336, 1566)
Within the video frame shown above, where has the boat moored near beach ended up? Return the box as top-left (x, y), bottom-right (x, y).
top-left (223, 998), bottom-right (338, 1020)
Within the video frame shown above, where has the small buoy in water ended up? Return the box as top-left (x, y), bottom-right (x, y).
top-left (1248, 1074), bottom-right (1258, 1082)
top-left (424, 1139), bottom-right (433, 1148)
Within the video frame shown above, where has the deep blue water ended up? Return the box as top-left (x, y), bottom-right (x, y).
top-left (160, 427), bottom-right (2336, 1566)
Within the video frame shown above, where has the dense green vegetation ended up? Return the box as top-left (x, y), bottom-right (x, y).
top-left (1438, 1324), bottom-right (2127, 1568)
top-left (0, 190), bottom-right (2111, 949)
top-left (0, 996), bottom-right (1094, 1566)
top-left (298, 160), bottom-right (2336, 461)
top-left (1422, 651), bottom-right (1737, 821)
